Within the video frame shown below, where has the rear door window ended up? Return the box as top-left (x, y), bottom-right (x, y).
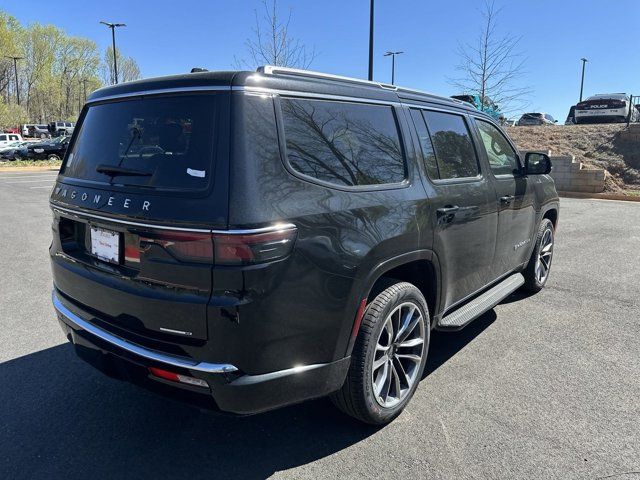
top-left (409, 109), bottom-right (439, 180)
top-left (280, 97), bottom-right (405, 187)
top-left (62, 94), bottom-right (218, 191)
top-left (422, 111), bottom-right (479, 179)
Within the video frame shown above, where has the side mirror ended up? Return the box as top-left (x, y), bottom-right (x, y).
top-left (554, 119), bottom-right (558, 123)
top-left (525, 152), bottom-right (552, 175)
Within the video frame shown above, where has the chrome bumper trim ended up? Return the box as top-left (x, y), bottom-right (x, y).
top-left (52, 291), bottom-right (238, 374)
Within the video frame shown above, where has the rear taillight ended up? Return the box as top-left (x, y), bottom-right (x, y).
top-left (138, 224), bottom-right (297, 265)
top-left (213, 225), bottom-right (297, 265)
top-left (140, 231), bottom-right (214, 263)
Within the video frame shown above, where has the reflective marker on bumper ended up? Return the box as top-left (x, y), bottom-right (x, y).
top-left (148, 367), bottom-right (210, 388)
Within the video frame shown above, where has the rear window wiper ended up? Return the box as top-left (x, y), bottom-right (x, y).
top-left (96, 164), bottom-right (152, 177)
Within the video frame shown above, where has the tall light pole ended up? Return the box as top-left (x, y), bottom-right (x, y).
top-left (100, 21), bottom-right (126, 84)
top-left (384, 51), bottom-right (403, 85)
top-left (4, 56), bottom-right (24, 105)
top-left (579, 57), bottom-right (588, 102)
top-left (368, 0), bottom-right (374, 81)
top-left (82, 78), bottom-right (89, 102)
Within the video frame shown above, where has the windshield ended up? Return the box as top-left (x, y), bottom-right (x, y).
top-left (62, 94), bottom-right (218, 191)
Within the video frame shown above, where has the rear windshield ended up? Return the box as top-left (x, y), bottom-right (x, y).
top-left (523, 113), bottom-right (542, 118)
top-left (62, 94), bottom-right (217, 191)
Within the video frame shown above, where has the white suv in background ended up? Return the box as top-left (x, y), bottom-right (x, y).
top-left (0, 133), bottom-right (23, 147)
top-left (575, 93), bottom-right (639, 124)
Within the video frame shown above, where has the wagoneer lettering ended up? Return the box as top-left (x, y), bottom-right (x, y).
top-left (52, 188), bottom-right (151, 210)
top-left (50, 66), bottom-right (559, 424)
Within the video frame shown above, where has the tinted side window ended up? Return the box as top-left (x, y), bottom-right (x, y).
top-left (281, 98), bottom-right (405, 187)
top-left (409, 109), bottom-right (439, 179)
top-left (476, 120), bottom-right (520, 176)
top-left (423, 111), bottom-right (479, 179)
top-left (0, 135), bottom-right (6, 141)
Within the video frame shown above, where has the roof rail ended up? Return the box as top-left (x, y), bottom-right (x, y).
top-left (256, 65), bottom-right (470, 108)
top-left (257, 65), bottom-right (397, 91)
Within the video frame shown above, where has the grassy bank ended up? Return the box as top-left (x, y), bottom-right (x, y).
top-left (0, 159), bottom-right (62, 169)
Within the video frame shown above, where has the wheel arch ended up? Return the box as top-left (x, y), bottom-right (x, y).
top-left (344, 250), bottom-right (441, 357)
top-left (542, 206), bottom-right (559, 229)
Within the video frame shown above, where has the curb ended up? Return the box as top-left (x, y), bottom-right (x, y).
top-left (559, 191), bottom-right (640, 202)
top-left (0, 166), bottom-right (60, 172)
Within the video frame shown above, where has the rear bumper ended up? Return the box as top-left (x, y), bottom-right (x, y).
top-left (575, 110), bottom-right (628, 123)
top-left (53, 290), bottom-right (350, 415)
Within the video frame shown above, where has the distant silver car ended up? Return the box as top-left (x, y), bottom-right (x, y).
top-left (48, 121), bottom-right (75, 136)
top-left (517, 113), bottom-right (557, 126)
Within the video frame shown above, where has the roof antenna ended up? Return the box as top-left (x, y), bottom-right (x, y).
top-left (190, 67), bottom-right (208, 73)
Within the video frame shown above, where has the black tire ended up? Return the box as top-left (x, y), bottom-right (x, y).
top-left (47, 154), bottom-right (61, 161)
top-left (330, 282), bottom-right (430, 425)
top-left (523, 218), bottom-right (555, 292)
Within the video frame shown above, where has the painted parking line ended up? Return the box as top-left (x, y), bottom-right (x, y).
top-left (0, 175), bottom-right (58, 180)
top-left (3, 179), bottom-right (57, 184)
top-left (29, 185), bottom-right (55, 189)
top-left (0, 170), bottom-right (58, 174)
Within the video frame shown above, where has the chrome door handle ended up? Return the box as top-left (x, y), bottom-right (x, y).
top-left (500, 195), bottom-right (515, 204)
top-left (436, 206), bottom-right (460, 215)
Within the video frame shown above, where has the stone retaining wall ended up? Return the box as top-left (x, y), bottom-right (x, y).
top-left (548, 155), bottom-right (606, 193)
top-left (522, 150), bottom-right (606, 193)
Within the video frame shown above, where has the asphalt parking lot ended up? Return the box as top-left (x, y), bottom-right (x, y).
top-left (1, 170), bottom-right (638, 480)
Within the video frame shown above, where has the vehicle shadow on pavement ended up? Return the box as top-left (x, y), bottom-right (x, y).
top-left (424, 309), bottom-right (497, 377)
top-left (0, 345), bottom-right (378, 480)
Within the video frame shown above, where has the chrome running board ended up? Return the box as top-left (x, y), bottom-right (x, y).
top-left (437, 273), bottom-right (525, 331)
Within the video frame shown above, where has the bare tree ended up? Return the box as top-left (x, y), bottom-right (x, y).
top-left (236, 0), bottom-right (316, 69)
top-left (449, 0), bottom-right (530, 115)
top-left (102, 46), bottom-right (141, 84)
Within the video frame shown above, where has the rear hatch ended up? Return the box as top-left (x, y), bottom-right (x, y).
top-left (577, 98), bottom-right (627, 111)
top-left (519, 113), bottom-right (543, 124)
top-left (50, 92), bottom-right (230, 342)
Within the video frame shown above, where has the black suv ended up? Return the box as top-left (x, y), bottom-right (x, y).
top-left (27, 136), bottom-right (70, 160)
top-left (50, 66), bottom-right (559, 424)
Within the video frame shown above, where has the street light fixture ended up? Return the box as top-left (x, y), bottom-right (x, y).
top-left (579, 57), bottom-right (588, 102)
top-left (384, 51), bottom-right (403, 85)
top-left (100, 21), bottom-right (126, 84)
top-left (4, 56), bottom-right (24, 105)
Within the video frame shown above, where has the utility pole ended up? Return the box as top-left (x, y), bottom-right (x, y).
top-left (100, 21), bottom-right (126, 84)
top-left (579, 57), bottom-right (588, 102)
top-left (78, 79), bottom-right (82, 114)
top-left (384, 51), bottom-right (403, 85)
top-left (368, 0), bottom-right (374, 81)
top-left (5, 56), bottom-right (24, 105)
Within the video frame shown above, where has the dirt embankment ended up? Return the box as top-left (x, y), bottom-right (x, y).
top-left (506, 124), bottom-right (640, 193)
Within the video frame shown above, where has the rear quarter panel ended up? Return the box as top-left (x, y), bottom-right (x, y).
top-left (215, 92), bottom-right (425, 373)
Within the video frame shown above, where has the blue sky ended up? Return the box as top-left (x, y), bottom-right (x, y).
top-left (5, 0), bottom-right (640, 121)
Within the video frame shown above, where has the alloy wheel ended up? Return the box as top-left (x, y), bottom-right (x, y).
top-left (372, 301), bottom-right (425, 408)
top-left (535, 227), bottom-right (554, 284)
